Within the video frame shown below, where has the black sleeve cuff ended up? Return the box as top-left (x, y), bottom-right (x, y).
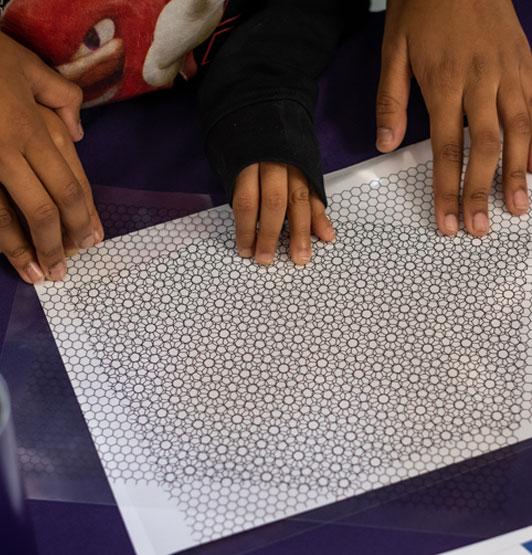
top-left (204, 99), bottom-right (326, 207)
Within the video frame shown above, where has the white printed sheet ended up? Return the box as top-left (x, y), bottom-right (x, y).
top-left (36, 137), bottom-right (532, 554)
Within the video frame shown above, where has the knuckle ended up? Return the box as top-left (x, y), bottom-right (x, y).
top-left (263, 192), bottom-right (286, 211)
top-left (510, 112), bottom-right (532, 135)
top-left (39, 244), bottom-right (63, 260)
top-left (474, 130), bottom-right (501, 156)
top-left (59, 180), bottom-right (83, 207)
top-left (31, 203), bottom-right (59, 227)
top-left (509, 168), bottom-right (527, 181)
top-left (48, 125), bottom-right (70, 150)
top-left (469, 55), bottom-right (487, 83)
top-left (376, 92), bottom-right (401, 116)
top-left (259, 230), bottom-right (279, 243)
top-left (10, 112), bottom-right (36, 144)
top-left (236, 231), bottom-right (256, 243)
top-left (423, 57), bottom-right (461, 94)
top-left (233, 193), bottom-right (257, 213)
top-left (78, 177), bottom-right (92, 195)
top-left (6, 244), bottom-right (31, 261)
top-left (289, 187), bottom-right (310, 206)
top-left (439, 143), bottom-right (463, 166)
top-left (0, 207), bottom-right (14, 228)
top-left (468, 189), bottom-right (490, 203)
top-left (437, 191), bottom-right (460, 204)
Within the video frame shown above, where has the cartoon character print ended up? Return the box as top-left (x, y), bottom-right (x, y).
top-left (0, 0), bottom-right (225, 106)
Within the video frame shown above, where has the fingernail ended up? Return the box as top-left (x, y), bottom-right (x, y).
top-left (295, 250), bottom-right (311, 264)
top-left (324, 226), bottom-right (336, 241)
top-left (79, 233), bottom-right (94, 249)
top-left (26, 262), bottom-right (44, 284)
top-left (514, 189), bottom-right (529, 211)
top-left (78, 120), bottom-right (84, 139)
top-left (93, 229), bottom-right (103, 244)
top-left (65, 247), bottom-right (79, 257)
top-left (255, 252), bottom-right (273, 265)
top-left (377, 128), bottom-right (393, 147)
top-left (473, 213), bottom-right (490, 235)
top-left (444, 214), bottom-right (458, 234)
top-left (48, 260), bottom-right (67, 281)
top-left (238, 248), bottom-right (254, 258)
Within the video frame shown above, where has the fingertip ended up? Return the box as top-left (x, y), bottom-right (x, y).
top-left (68, 120), bottom-right (83, 143)
top-left (323, 225), bottom-right (336, 242)
top-left (290, 243), bottom-right (312, 265)
top-left (93, 227), bottom-right (104, 245)
top-left (314, 221), bottom-right (335, 242)
top-left (75, 120), bottom-right (84, 142)
top-left (24, 261), bottom-right (45, 284)
top-left (376, 128), bottom-right (396, 152)
top-left (46, 260), bottom-right (67, 281)
top-left (440, 214), bottom-right (459, 236)
top-left (238, 247), bottom-right (254, 258)
top-left (55, 107), bottom-right (84, 142)
top-left (292, 254), bottom-right (311, 265)
top-left (468, 213), bottom-right (490, 237)
top-left (255, 253), bottom-right (274, 266)
top-left (510, 188), bottom-right (529, 215)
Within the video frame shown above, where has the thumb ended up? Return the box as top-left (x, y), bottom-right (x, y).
top-left (376, 40), bottom-right (411, 153)
top-left (25, 55), bottom-right (84, 142)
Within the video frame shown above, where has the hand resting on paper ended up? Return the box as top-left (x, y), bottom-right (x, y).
top-left (0, 32), bottom-right (103, 284)
top-left (376, 0), bottom-right (532, 237)
top-left (233, 162), bottom-right (336, 266)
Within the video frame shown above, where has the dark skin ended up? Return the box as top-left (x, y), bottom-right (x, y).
top-left (232, 162), bottom-right (335, 266)
top-left (234, 0), bottom-right (532, 265)
top-left (1, 1), bottom-right (531, 282)
top-left (376, 0), bottom-right (532, 236)
top-left (0, 32), bottom-right (103, 284)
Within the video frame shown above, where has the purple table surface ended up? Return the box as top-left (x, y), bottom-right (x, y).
top-left (2, 3), bottom-right (532, 554)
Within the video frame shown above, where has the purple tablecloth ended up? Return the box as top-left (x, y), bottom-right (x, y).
top-left (1, 3), bottom-right (532, 554)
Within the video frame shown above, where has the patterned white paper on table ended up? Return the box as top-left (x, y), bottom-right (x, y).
top-left (36, 137), bottom-right (532, 555)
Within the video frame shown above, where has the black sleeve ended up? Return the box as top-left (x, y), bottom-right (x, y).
top-left (198, 0), bottom-right (369, 206)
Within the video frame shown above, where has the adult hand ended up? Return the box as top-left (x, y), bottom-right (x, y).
top-left (233, 162), bottom-right (335, 265)
top-left (0, 32), bottom-right (103, 283)
top-left (376, 0), bottom-right (532, 236)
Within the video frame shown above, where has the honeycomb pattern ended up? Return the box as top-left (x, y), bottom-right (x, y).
top-left (93, 198), bottom-right (222, 239)
top-left (5, 196), bottom-right (211, 502)
top-left (35, 153), bottom-right (532, 547)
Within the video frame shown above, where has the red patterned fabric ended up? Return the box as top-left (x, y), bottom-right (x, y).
top-left (0, 0), bottom-right (225, 106)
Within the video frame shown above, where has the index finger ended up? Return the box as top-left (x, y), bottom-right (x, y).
top-left (0, 151), bottom-right (66, 280)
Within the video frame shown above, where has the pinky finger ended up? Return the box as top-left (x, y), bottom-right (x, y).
top-left (309, 193), bottom-right (335, 242)
top-left (0, 188), bottom-right (44, 284)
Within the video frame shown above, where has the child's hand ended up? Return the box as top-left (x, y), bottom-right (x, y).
top-left (233, 162), bottom-right (335, 265)
top-left (0, 32), bottom-right (103, 283)
top-left (376, 0), bottom-right (532, 237)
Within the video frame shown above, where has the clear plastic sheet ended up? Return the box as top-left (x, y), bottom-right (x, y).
top-left (0, 375), bottom-right (37, 553)
top-left (32, 138), bottom-right (532, 553)
top-left (0, 186), bottom-right (218, 504)
top-left (2, 152), bottom-right (532, 554)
